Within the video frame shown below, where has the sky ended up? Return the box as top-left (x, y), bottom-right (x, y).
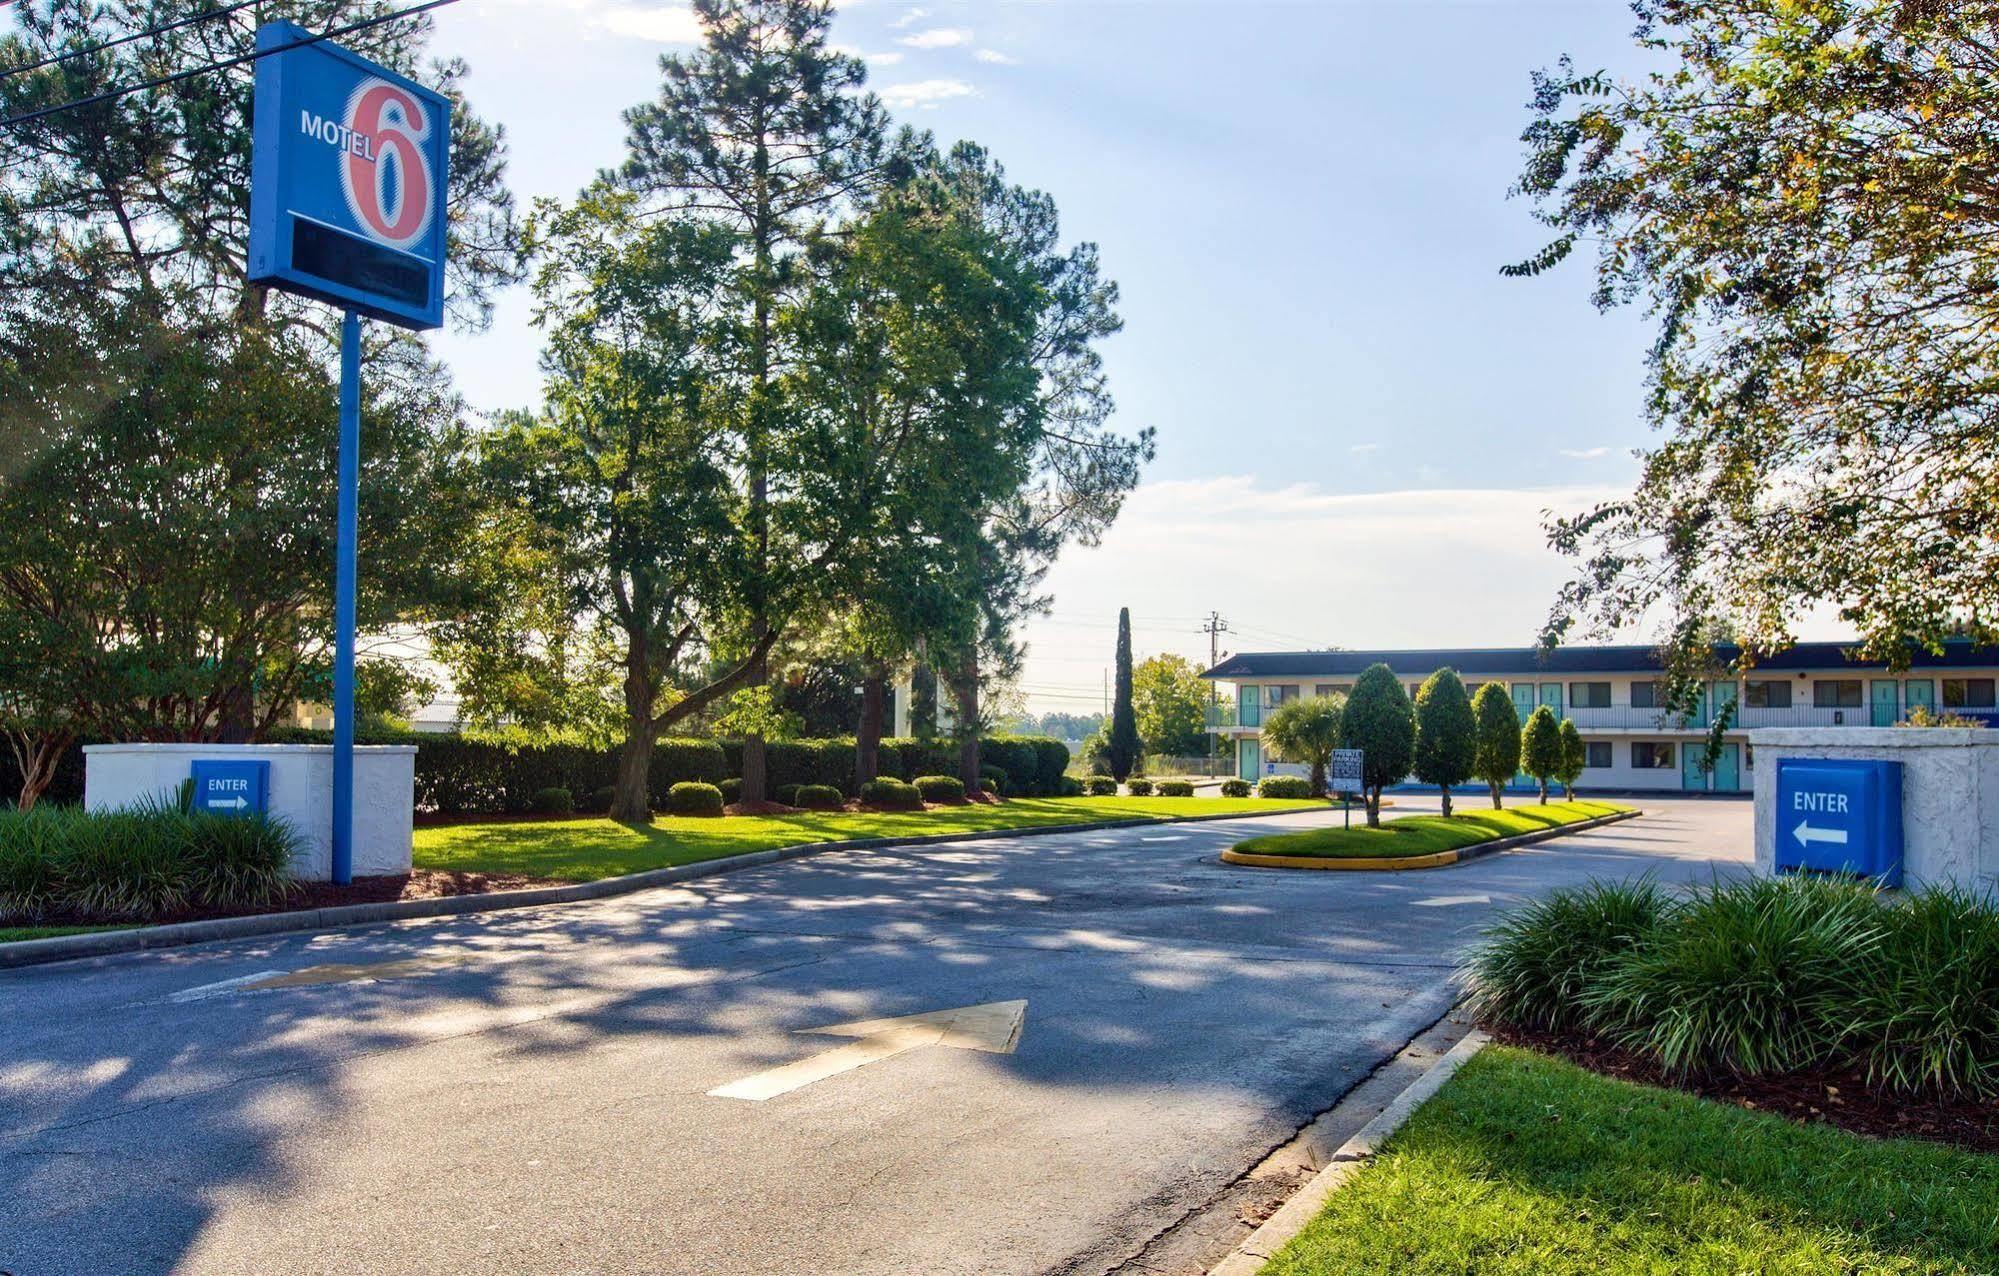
top-left (422, 0), bottom-right (1683, 716)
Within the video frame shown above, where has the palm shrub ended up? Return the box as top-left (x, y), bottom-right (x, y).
top-left (1856, 886), bottom-right (1999, 1099)
top-left (1261, 695), bottom-right (1344, 797)
top-left (1580, 874), bottom-right (1887, 1077)
top-left (1467, 879), bottom-right (1671, 1033)
top-left (184, 812), bottom-right (299, 909)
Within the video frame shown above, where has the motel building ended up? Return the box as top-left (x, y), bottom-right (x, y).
top-left (1201, 641), bottom-right (1999, 794)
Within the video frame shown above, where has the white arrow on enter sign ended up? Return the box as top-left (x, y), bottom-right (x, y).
top-left (708, 999), bottom-right (1027, 1102)
top-left (1793, 821), bottom-right (1849, 848)
top-left (209, 796), bottom-right (248, 812)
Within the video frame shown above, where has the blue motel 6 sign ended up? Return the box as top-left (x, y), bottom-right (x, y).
top-left (1774, 758), bottom-right (1904, 886)
top-left (189, 761), bottom-right (271, 819)
top-left (247, 21), bottom-right (450, 330)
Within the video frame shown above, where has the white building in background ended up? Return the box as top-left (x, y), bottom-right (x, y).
top-left (1202, 641), bottom-right (1999, 793)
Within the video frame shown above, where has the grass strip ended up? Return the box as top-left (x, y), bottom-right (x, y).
top-left (1231, 800), bottom-right (1630, 860)
top-left (0, 924), bottom-right (134, 944)
top-left (414, 795), bottom-right (1329, 883)
top-left (1262, 1045), bottom-right (1999, 1275)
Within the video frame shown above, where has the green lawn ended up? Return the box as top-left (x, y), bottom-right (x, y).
top-left (0, 924), bottom-right (131, 944)
top-left (414, 795), bottom-right (1329, 882)
top-left (1262, 1045), bottom-right (1999, 1275)
top-left (1231, 800), bottom-right (1629, 859)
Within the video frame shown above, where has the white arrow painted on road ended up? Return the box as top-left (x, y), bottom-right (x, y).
top-left (708, 999), bottom-right (1027, 1102)
top-left (1792, 822), bottom-right (1849, 848)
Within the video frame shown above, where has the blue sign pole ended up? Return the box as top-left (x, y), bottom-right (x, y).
top-left (332, 309), bottom-right (361, 886)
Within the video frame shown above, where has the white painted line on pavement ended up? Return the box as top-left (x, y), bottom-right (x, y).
top-left (165, 970), bottom-right (288, 1003)
top-left (1411, 894), bottom-right (1492, 908)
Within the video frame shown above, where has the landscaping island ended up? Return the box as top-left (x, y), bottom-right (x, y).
top-left (1223, 801), bottom-right (1634, 869)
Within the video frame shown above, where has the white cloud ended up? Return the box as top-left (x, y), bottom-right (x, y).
top-left (890, 7), bottom-right (929, 28)
top-left (1558, 446), bottom-right (1614, 459)
top-left (493, 0), bottom-right (703, 43)
top-left (878, 78), bottom-right (975, 108)
top-left (899, 27), bottom-right (973, 48)
top-left (974, 48), bottom-right (1017, 64)
top-left (1349, 442), bottom-right (1381, 455)
top-left (834, 42), bottom-right (905, 67)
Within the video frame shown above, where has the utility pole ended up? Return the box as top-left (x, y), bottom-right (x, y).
top-left (1201, 611), bottom-right (1231, 701)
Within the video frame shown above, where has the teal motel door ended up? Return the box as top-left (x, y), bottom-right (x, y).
top-left (1238, 683), bottom-right (1261, 730)
top-left (1539, 683), bottom-right (1563, 718)
top-left (1681, 743), bottom-right (1709, 791)
top-left (1713, 743), bottom-right (1741, 792)
top-left (1510, 684), bottom-right (1537, 786)
top-left (1870, 680), bottom-right (1899, 727)
top-left (1906, 680), bottom-right (1934, 718)
top-left (1237, 737), bottom-right (1260, 782)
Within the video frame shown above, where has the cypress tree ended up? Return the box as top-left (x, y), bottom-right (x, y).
top-left (1106, 608), bottom-right (1143, 782)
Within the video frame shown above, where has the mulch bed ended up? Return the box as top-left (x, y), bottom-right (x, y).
top-left (16, 871), bottom-right (572, 933)
top-left (1488, 1021), bottom-right (1999, 1156)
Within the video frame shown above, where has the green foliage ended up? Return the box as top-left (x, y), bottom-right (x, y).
top-left (792, 784), bottom-right (845, 811)
top-left (1106, 608), bottom-right (1143, 780)
top-left (1131, 653), bottom-right (1208, 756)
top-left (859, 778), bottom-right (923, 810)
top-left (1256, 776), bottom-right (1314, 800)
top-left (666, 783), bottom-right (724, 817)
top-left (1471, 682), bottom-right (1523, 807)
top-left (1236, 801), bottom-right (1626, 860)
top-left (1468, 879), bottom-right (1672, 1033)
top-left (1125, 778), bottom-right (1153, 796)
top-left (1220, 778), bottom-right (1252, 798)
top-left (912, 775), bottom-right (967, 803)
top-left (180, 812), bottom-right (296, 910)
top-left (1155, 780), bottom-right (1194, 797)
top-left (1261, 696), bottom-right (1345, 797)
top-left (1555, 718), bottom-right (1587, 799)
top-left (719, 779), bottom-right (743, 804)
top-left (0, 803), bottom-right (299, 923)
top-left (1512, 0), bottom-right (1999, 661)
top-left (1059, 776), bottom-right (1084, 797)
top-left (1412, 670), bottom-right (1477, 814)
top-left (1086, 777), bottom-right (1118, 797)
top-left (1855, 887), bottom-right (1999, 1099)
top-left (530, 787), bottom-right (575, 816)
top-left (589, 786), bottom-right (618, 815)
top-left (980, 765), bottom-right (1011, 796)
top-left (1339, 664), bottom-right (1416, 824)
top-left (1520, 706), bottom-right (1565, 803)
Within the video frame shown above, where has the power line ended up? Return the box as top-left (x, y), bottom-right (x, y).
top-left (0, 0), bottom-right (458, 130)
top-left (2, 0), bottom-right (263, 83)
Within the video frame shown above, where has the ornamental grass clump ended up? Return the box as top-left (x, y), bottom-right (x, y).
top-left (1467, 878), bottom-right (1671, 1034)
top-left (1579, 874), bottom-right (1887, 1077)
top-left (183, 811), bottom-right (299, 910)
top-left (1855, 886), bottom-right (1999, 1100)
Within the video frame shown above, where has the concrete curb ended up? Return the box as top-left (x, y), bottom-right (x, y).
top-left (1218, 808), bottom-right (1642, 871)
top-left (0, 804), bottom-right (1330, 971)
top-left (1209, 1029), bottom-right (1492, 1276)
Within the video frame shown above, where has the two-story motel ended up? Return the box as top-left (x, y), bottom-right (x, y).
top-left (1200, 640), bottom-right (1999, 793)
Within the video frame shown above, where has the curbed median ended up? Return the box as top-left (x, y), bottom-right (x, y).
top-left (1220, 802), bottom-right (1640, 871)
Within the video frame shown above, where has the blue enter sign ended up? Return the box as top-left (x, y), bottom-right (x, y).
top-left (189, 760), bottom-right (271, 819)
top-left (1774, 758), bottom-right (1903, 886)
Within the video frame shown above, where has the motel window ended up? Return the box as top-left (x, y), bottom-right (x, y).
top-left (1813, 680), bottom-right (1864, 709)
top-left (1585, 742), bottom-right (1612, 769)
top-left (1569, 682), bottom-right (1612, 708)
top-left (1943, 678), bottom-right (1997, 709)
top-left (1314, 683), bottom-right (1351, 699)
top-left (1267, 685), bottom-right (1300, 706)
top-left (1745, 679), bottom-right (1792, 709)
top-left (1631, 742), bottom-right (1675, 769)
top-left (1630, 681), bottom-right (1659, 708)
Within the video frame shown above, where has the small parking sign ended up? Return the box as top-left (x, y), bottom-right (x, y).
top-left (189, 760), bottom-right (271, 818)
top-left (1330, 749), bottom-right (1364, 794)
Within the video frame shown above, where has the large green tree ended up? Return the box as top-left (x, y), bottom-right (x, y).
top-left (1132, 654), bottom-right (1208, 758)
top-left (1339, 663), bottom-right (1416, 826)
top-left (1261, 695), bottom-right (1343, 797)
top-left (1470, 681), bottom-right (1522, 810)
top-left (1556, 717), bottom-right (1587, 801)
top-left (619, 0), bottom-right (906, 803)
top-left (1512, 0), bottom-right (1999, 674)
top-left (1521, 706), bottom-right (1564, 805)
top-left (1105, 609), bottom-right (1142, 782)
top-left (1412, 669), bottom-right (1477, 817)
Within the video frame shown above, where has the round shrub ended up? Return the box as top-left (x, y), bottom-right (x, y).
top-left (774, 784), bottom-right (801, 807)
top-left (1085, 776), bottom-right (1118, 797)
top-left (913, 775), bottom-right (967, 803)
top-left (530, 786), bottom-right (574, 815)
top-left (1155, 780), bottom-right (1194, 797)
top-left (1219, 778), bottom-right (1251, 798)
top-left (793, 784), bottom-right (844, 811)
top-left (1258, 776), bottom-right (1313, 799)
top-left (1059, 775), bottom-right (1085, 797)
top-left (980, 765), bottom-right (1010, 797)
top-left (1580, 874), bottom-right (1885, 1077)
top-left (719, 778), bottom-right (742, 804)
top-left (589, 786), bottom-right (617, 814)
top-left (1856, 886), bottom-right (1999, 1099)
top-left (859, 778), bottom-right (923, 810)
top-left (1468, 879), bottom-right (1671, 1034)
top-left (980, 778), bottom-right (998, 794)
top-left (667, 782), bottom-right (725, 817)
top-left (1125, 778), bottom-right (1153, 796)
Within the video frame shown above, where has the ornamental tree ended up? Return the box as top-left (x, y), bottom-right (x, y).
top-left (1412, 670), bottom-right (1477, 817)
top-left (1556, 718), bottom-right (1587, 801)
top-left (1105, 609), bottom-right (1143, 781)
top-left (1261, 695), bottom-right (1343, 797)
top-left (1521, 706), bottom-right (1564, 805)
top-left (1471, 682), bottom-right (1522, 809)
top-left (1339, 663), bottom-right (1416, 826)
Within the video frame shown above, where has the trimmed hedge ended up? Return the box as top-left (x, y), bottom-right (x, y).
top-left (1258, 776), bottom-right (1314, 799)
top-left (1125, 778), bottom-right (1153, 796)
top-left (793, 784), bottom-right (844, 811)
top-left (666, 782), bottom-right (724, 816)
top-left (530, 786), bottom-right (573, 815)
top-left (1220, 778), bottom-right (1251, 798)
top-left (912, 774), bottom-right (966, 803)
top-left (1086, 776), bottom-right (1118, 797)
top-left (859, 778), bottom-right (923, 810)
top-left (1156, 780), bottom-right (1194, 797)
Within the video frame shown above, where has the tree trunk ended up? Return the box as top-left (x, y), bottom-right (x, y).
top-left (1309, 760), bottom-right (1326, 797)
top-left (1440, 786), bottom-right (1453, 818)
top-left (218, 676), bottom-right (255, 743)
top-left (9, 730), bottom-right (72, 811)
top-left (1489, 779), bottom-right (1504, 810)
top-left (1366, 785), bottom-right (1382, 827)
top-left (956, 649), bottom-right (981, 794)
top-left (740, 644), bottom-right (770, 805)
top-left (856, 664), bottom-right (886, 787)
top-left (611, 627), bottom-right (655, 822)
top-left (1538, 779), bottom-right (1549, 804)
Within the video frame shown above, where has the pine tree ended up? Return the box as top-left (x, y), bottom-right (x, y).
top-left (1106, 608), bottom-right (1143, 782)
